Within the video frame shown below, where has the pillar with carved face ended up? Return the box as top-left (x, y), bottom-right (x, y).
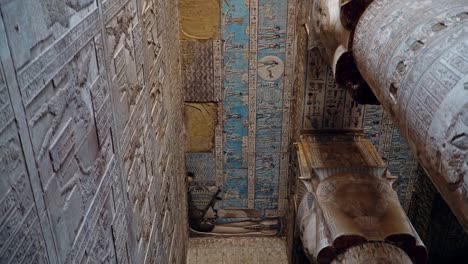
top-left (310, 0), bottom-right (468, 230)
top-left (295, 135), bottom-right (426, 263)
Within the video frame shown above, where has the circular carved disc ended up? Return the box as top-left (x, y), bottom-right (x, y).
top-left (258, 55), bottom-right (285, 81)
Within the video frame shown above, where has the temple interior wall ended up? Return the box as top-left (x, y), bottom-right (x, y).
top-left (0, 0), bottom-right (466, 263)
top-left (0, 0), bottom-right (188, 263)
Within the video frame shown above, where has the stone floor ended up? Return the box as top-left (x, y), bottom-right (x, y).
top-left (187, 237), bottom-right (288, 264)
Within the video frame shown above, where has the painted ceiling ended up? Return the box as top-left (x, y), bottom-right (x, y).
top-left (180, 4), bottom-right (465, 252)
top-left (180, 0), bottom-right (419, 217)
top-left (182, 0), bottom-right (297, 219)
top-left (180, 0), bottom-right (468, 259)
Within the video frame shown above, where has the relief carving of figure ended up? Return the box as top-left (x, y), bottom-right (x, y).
top-left (106, 11), bottom-right (134, 58)
top-left (187, 173), bottom-right (283, 236)
top-left (0, 137), bottom-right (21, 175)
top-left (44, 0), bottom-right (94, 28)
top-left (29, 46), bottom-right (92, 162)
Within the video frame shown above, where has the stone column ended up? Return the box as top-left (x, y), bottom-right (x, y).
top-left (295, 135), bottom-right (426, 264)
top-left (331, 243), bottom-right (412, 264)
top-left (353, 0), bottom-right (468, 229)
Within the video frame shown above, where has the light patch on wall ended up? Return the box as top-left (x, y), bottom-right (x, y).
top-left (179, 0), bottom-right (220, 39)
top-left (185, 103), bottom-right (217, 152)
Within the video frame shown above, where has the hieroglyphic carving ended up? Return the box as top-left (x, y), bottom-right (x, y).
top-left (14, 32), bottom-right (112, 261)
top-left (27, 42), bottom-right (94, 164)
top-left (278, 0), bottom-right (297, 212)
top-left (148, 0), bottom-right (191, 256)
top-left (213, 41), bottom-right (224, 188)
top-left (112, 163), bottom-right (131, 264)
top-left (79, 192), bottom-right (116, 264)
top-left (140, 0), bottom-right (189, 260)
top-left (63, 157), bottom-right (117, 263)
top-left (213, 40), bottom-right (223, 102)
top-left (0, 64), bottom-right (49, 264)
top-left (302, 40), bottom-right (365, 131)
top-left (0, 205), bottom-right (48, 264)
top-left (213, 0), bottom-right (298, 214)
top-left (123, 111), bottom-right (146, 210)
top-left (306, 0), bottom-right (378, 105)
top-left (291, 24), bottom-right (308, 142)
top-left (12, 7), bottom-right (101, 106)
top-left (105, 0), bottom-right (142, 141)
top-left (106, 12), bottom-right (150, 256)
top-left (93, 91), bottom-right (113, 148)
top-left (142, 0), bottom-right (162, 78)
top-left (247, 0), bottom-right (259, 209)
top-left (353, 0), bottom-right (468, 229)
top-left (0, 0), bottom-right (188, 263)
top-left (221, 0), bottom-right (250, 208)
top-left (303, 6), bottom-right (370, 133)
top-left (258, 55), bottom-right (284, 81)
top-left (363, 105), bottom-right (419, 210)
top-left (303, 47), bottom-right (326, 129)
top-left (48, 119), bottom-right (75, 172)
top-left (187, 237), bottom-right (289, 263)
top-left (249, 0), bottom-right (293, 214)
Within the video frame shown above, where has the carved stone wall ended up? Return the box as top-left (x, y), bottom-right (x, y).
top-left (299, 30), bottom-right (419, 210)
top-left (0, 0), bottom-right (187, 263)
top-left (301, 45), bottom-right (365, 131)
top-left (0, 57), bottom-right (50, 264)
top-left (363, 105), bottom-right (419, 211)
top-left (291, 21), bottom-right (308, 142)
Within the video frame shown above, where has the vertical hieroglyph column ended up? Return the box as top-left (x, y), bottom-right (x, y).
top-left (353, 0), bottom-right (468, 229)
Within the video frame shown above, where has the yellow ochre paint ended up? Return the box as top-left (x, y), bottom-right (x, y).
top-left (179, 0), bottom-right (220, 39)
